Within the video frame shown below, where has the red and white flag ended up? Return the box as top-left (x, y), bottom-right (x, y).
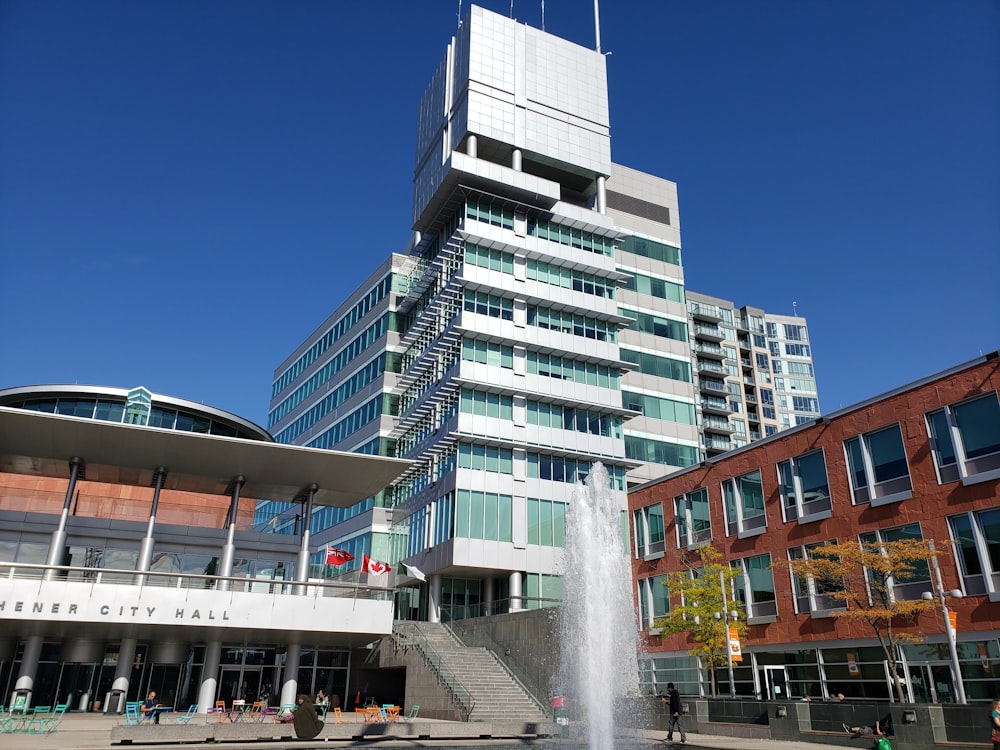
top-left (361, 554), bottom-right (390, 575)
top-left (325, 547), bottom-right (354, 566)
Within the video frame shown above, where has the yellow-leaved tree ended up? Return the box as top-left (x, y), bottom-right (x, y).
top-left (654, 546), bottom-right (746, 697)
top-left (781, 537), bottom-right (940, 703)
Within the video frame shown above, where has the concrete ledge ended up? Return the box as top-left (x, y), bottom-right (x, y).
top-left (111, 719), bottom-right (552, 744)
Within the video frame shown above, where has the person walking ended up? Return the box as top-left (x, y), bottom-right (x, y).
top-left (990, 697), bottom-right (1000, 750)
top-left (666, 682), bottom-right (687, 743)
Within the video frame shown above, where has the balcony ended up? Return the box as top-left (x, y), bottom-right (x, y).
top-left (701, 395), bottom-right (730, 415)
top-left (705, 435), bottom-right (732, 452)
top-left (692, 341), bottom-right (725, 360)
top-left (693, 324), bottom-right (725, 342)
top-left (689, 302), bottom-right (729, 322)
top-left (747, 410), bottom-right (760, 423)
top-left (741, 357), bottom-right (753, 369)
top-left (696, 359), bottom-right (726, 376)
top-left (698, 378), bottom-right (727, 394)
top-left (702, 416), bottom-right (734, 434)
top-left (744, 393), bottom-right (758, 404)
top-left (738, 337), bottom-right (751, 351)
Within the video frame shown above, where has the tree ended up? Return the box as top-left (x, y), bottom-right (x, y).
top-left (653, 546), bottom-right (746, 697)
top-left (782, 537), bottom-right (940, 703)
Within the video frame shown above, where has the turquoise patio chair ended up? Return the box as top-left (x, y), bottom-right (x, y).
top-left (37, 703), bottom-right (67, 733)
top-left (174, 704), bottom-right (198, 724)
top-left (26, 706), bottom-right (51, 734)
top-left (405, 704), bottom-right (419, 722)
top-left (124, 702), bottom-right (143, 726)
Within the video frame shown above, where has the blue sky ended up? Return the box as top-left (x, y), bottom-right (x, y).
top-left (1, 0), bottom-right (997, 428)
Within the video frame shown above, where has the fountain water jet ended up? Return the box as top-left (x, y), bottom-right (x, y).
top-left (557, 462), bottom-right (643, 749)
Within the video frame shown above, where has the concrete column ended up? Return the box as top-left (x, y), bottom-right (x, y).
top-left (218, 476), bottom-right (246, 591)
top-left (295, 485), bottom-right (318, 594)
top-left (483, 577), bottom-right (494, 617)
top-left (509, 571), bottom-right (522, 612)
top-left (279, 645), bottom-right (301, 708)
top-left (44, 457), bottom-right (82, 580)
top-left (111, 638), bottom-right (137, 710)
top-left (197, 641), bottom-right (222, 714)
top-left (466, 134), bottom-right (477, 158)
top-left (428, 575), bottom-right (442, 623)
top-left (136, 467), bottom-right (167, 585)
top-left (596, 175), bottom-right (607, 213)
top-left (13, 635), bottom-right (44, 707)
top-left (512, 148), bottom-right (522, 172)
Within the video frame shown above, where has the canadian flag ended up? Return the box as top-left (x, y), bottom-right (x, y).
top-left (325, 547), bottom-right (354, 566)
top-left (361, 554), bottom-right (390, 575)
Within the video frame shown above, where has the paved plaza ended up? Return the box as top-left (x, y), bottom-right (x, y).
top-left (2, 711), bottom-right (852, 750)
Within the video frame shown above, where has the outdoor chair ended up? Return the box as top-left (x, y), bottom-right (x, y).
top-left (275, 703), bottom-right (295, 723)
top-left (124, 702), bottom-right (143, 726)
top-left (332, 707), bottom-right (344, 723)
top-left (26, 706), bottom-right (51, 734)
top-left (405, 704), bottom-right (419, 722)
top-left (174, 704), bottom-right (198, 724)
top-left (241, 701), bottom-right (263, 722)
top-left (385, 705), bottom-right (401, 722)
top-left (37, 703), bottom-right (67, 732)
top-left (208, 700), bottom-right (227, 722)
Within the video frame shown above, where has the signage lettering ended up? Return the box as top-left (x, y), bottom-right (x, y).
top-left (1, 600), bottom-right (227, 622)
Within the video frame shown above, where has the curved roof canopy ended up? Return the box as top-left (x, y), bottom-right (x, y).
top-left (0, 407), bottom-right (411, 506)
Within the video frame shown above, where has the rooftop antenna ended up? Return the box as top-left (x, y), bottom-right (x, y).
top-left (792, 301), bottom-right (798, 316)
top-left (457, 0), bottom-right (462, 30)
top-left (593, 0), bottom-right (601, 52)
top-left (510, 0), bottom-right (514, 18)
top-left (541, 0), bottom-right (545, 30)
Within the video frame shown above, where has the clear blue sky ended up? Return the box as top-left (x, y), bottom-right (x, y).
top-left (2, 0), bottom-right (997, 429)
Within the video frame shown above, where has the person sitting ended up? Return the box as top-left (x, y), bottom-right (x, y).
top-left (292, 694), bottom-right (324, 739)
top-left (315, 689), bottom-right (329, 715)
top-left (140, 690), bottom-right (161, 725)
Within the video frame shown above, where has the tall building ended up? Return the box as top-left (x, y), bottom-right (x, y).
top-left (629, 350), bottom-right (1000, 702)
top-left (263, 5), bottom-right (815, 621)
top-left (685, 291), bottom-right (820, 457)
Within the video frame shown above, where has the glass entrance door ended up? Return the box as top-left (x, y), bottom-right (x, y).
top-left (763, 666), bottom-right (788, 700)
top-left (907, 662), bottom-right (957, 703)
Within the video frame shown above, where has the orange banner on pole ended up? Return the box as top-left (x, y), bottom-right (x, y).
top-left (948, 611), bottom-right (957, 630)
top-left (728, 627), bottom-right (742, 662)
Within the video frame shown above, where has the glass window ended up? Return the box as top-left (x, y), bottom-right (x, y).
top-left (788, 543), bottom-right (846, 615)
top-left (859, 524), bottom-right (930, 591)
top-left (638, 575), bottom-right (669, 629)
top-left (778, 450), bottom-right (832, 523)
top-left (948, 507), bottom-right (1000, 597)
top-left (634, 503), bottom-right (666, 557)
top-left (732, 553), bottom-right (777, 619)
top-left (844, 424), bottom-right (912, 506)
top-left (674, 488), bottom-right (711, 548)
top-left (927, 392), bottom-right (1000, 485)
top-left (721, 470), bottom-right (766, 537)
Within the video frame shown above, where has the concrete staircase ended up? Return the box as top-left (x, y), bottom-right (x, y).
top-left (395, 621), bottom-right (549, 724)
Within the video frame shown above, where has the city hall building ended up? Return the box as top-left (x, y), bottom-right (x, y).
top-left (630, 351), bottom-right (1000, 703)
top-left (0, 385), bottom-right (410, 712)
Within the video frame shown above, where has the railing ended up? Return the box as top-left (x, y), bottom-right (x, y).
top-left (0, 562), bottom-right (392, 600)
top-left (391, 624), bottom-right (475, 720)
top-left (445, 619), bottom-right (551, 716)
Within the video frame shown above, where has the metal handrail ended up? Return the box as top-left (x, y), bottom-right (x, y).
top-left (391, 624), bottom-right (475, 720)
top-left (0, 561), bottom-right (391, 600)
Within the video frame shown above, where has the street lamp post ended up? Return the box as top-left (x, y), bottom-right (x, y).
top-left (718, 570), bottom-right (737, 700)
top-left (922, 539), bottom-right (967, 704)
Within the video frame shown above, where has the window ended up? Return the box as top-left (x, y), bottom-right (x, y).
top-left (859, 524), bottom-right (930, 599)
top-left (788, 543), bottom-right (846, 615)
top-left (675, 488), bottom-right (711, 548)
top-left (638, 575), bottom-right (669, 629)
top-left (783, 324), bottom-right (807, 341)
top-left (634, 502), bottom-right (666, 558)
top-left (755, 353), bottom-right (770, 371)
top-left (721, 470), bottom-right (766, 537)
top-left (731, 553), bottom-right (777, 621)
top-left (948, 507), bottom-right (1000, 599)
top-left (778, 450), bottom-right (832, 522)
top-left (844, 424), bottom-right (912, 506)
top-left (455, 490), bottom-right (513, 542)
top-left (528, 499), bottom-right (566, 547)
top-left (927, 392), bottom-right (1000, 485)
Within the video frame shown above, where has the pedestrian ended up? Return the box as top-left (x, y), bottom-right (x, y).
top-left (990, 697), bottom-right (1000, 750)
top-left (140, 690), bottom-right (161, 725)
top-left (665, 682), bottom-right (687, 744)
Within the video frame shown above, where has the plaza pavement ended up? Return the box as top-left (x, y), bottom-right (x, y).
top-left (2, 711), bottom-right (852, 750)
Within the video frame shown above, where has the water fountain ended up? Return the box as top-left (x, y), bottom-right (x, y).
top-left (556, 462), bottom-right (646, 749)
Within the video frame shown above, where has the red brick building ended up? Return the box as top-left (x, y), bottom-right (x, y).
top-left (629, 351), bottom-right (1000, 703)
